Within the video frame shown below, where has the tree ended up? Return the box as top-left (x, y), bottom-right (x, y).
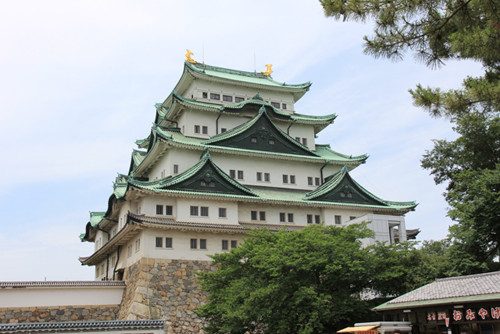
top-left (197, 225), bottom-right (404, 334)
top-left (320, 0), bottom-right (500, 272)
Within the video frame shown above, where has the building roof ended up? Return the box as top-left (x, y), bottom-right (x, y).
top-left (374, 271), bottom-right (500, 311)
top-left (0, 320), bottom-right (164, 333)
top-left (305, 166), bottom-right (417, 210)
top-left (185, 61), bottom-right (311, 90)
top-left (0, 281), bottom-right (125, 288)
top-left (128, 150), bottom-right (257, 197)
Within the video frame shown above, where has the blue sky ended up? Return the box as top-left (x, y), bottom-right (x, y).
top-left (0, 0), bottom-right (482, 281)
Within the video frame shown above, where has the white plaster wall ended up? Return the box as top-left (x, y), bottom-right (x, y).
top-left (178, 109), bottom-right (218, 138)
top-left (176, 198), bottom-right (239, 224)
top-left (286, 123), bottom-right (316, 151)
top-left (148, 147), bottom-right (200, 181)
top-left (0, 286), bottom-right (124, 308)
top-left (344, 213), bottom-right (407, 246)
top-left (239, 202), bottom-right (324, 226)
top-left (187, 80), bottom-right (296, 112)
top-left (210, 152), bottom-right (326, 190)
top-left (322, 208), bottom-right (370, 226)
top-left (142, 228), bottom-right (244, 261)
top-left (138, 195), bottom-right (178, 218)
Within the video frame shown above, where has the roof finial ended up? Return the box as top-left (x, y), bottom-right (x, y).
top-left (262, 64), bottom-right (273, 76)
top-left (185, 49), bottom-right (197, 64)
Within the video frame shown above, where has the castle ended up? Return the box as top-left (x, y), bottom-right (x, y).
top-left (0, 54), bottom-right (417, 333)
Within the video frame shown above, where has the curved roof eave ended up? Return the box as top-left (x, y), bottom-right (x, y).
top-left (184, 61), bottom-right (311, 101)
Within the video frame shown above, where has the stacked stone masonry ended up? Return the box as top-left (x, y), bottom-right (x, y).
top-left (119, 258), bottom-right (216, 333)
top-left (0, 305), bottom-right (119, 324)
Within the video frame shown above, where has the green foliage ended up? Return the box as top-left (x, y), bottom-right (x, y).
top-left (197, 225), bottom-right (450, 334)
top-left (320, 0), bottom-right (500, 273)
top-left (197, 225), bottom-right (378, 333)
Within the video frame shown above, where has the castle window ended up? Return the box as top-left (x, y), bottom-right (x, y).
top-left (194, 125), bottom-right (200, 133)
top-left (235, 96), bottom-right (244, 102)
top-left (200, 239), bottom-right (207, 249)
top-left (259, 211), bottom-right (266, 221)
top-left (264, 173), bottom-right (270, 182)
top-left (315, 177), bottom-right (320, 186)
top-left (166, 205), bottom-right (173, 216)
top-left (268, 139), bottom-right (275, 145)
top-left (230, 169), bottom-right (236, 178)
top-left (308, 177), bottom-right (313, 186)
top-left (221, 128), bottom-right (227, 133)
top-left (127, 245), bottom-right (132, 258)
top-left (219, 207), bottom-right (227, 218)
top-left (282, 174), bottom-right (288, 183)
top-left (156, 237), bottom-right (163, 248)
top-left (190, 238), bottom-right (197, 249)
top-left (222, 240), bottom-right (228, 250)
top-left (251, 137), bottom-right (257, 143)
top-left (288, 213), bottom-right (294, 222)
top-left (302, 138), bottom-right (307, 146)
top-left (280, 212), bottom-right (286, 222)
top-left (290, 175), bottom-right (296, 184)
top-left (237, 170), bottom-right (244, 180)
top-left (190, 206), bottom-right (199, 216)
top-left (223, 95), bottom-right (233, 102)
top-left (96, 266), bottom-right (100, 277)
top-left (202, 92), bottom-right (208, 98)
top-left (173, 164), bottom-right (179, 174)
top-left (350, 216), bottom-right (356, 221)
top-left (251, 211), bottom-right (257, 220)
top-left (201, 206), bottom-right (209, 217)
top-left (156, 205), bottom-right (163, 215)
top-left (282, 103), bottom-right (287, 109)
top-left (315, 215), bottom-right (321, 224)
top-left (271, 102), bottom-right (280, 108)
top-left (165, 237), bottom-right (173, 248)
top-left (295, 137), bottom-right (300, 142)
top-left (307, 214), bottom-right (313, 224)
top-left (210, 93), bottom-right (220, 100)
top-left (257, 172), bottom-right (262, 181)
top-left (135, 239), bottom-right (140, 252)
top-left (335, 215), bottom-right (342, 225)
top-left (202, 126), bottom-right (208, 134)
top-left (231, 240), bottom-right (237, 248)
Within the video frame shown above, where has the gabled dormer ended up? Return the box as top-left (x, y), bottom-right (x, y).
top-left (205, 106), bottom-right (319, 157)
top-left (305, 166), bottom-right (417, 211)
top-left (128, 150), bottom-right (256, 197)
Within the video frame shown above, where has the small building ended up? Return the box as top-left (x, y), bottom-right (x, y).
top-left (373, 271), bottom-right (500, 334)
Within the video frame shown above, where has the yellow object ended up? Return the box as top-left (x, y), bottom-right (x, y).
top-left (185, 49), bottom-right (196, 63)
top-left (337, 325), bottom-right (378, 333)
top-left (262, 64), bottom-right (273, 76)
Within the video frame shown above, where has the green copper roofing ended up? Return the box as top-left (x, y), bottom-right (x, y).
top-left (305, 167), bottom-right (417, 210)
top-left (135, 137), bottom-right (150, 149)
top-left (129, 150), bottom-right (256, 197)
top-left (89, 212), bottom-right (106, 228)
top-left (205, 106), bottom-right (318, 157)
top-left (149, 125), bottom-right (367, 165)
top-left (185, 62), bottom-right (311, 90)
top-left (159, 91), bottom-right (336, 125)
top-left (113, 174), bottom-right (128, 199)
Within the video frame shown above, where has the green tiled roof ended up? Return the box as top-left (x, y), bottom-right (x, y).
top-left (205, 106), bottom-right (318, 157)
top-left (186, 62), bottom-right (311, 90)
top-left (89, 211), bottom-right (106, 228)
top-left (113, 174), bottom-right (128, 199)
top-left (129, 150), bottom-right (256, 197)
top-left (149, 125), bottom-right (367, 165)
top-left (305, 167), bottom-right (417, 210)
top-left (159, 91), bottom-right (336, 126)
top-left (127, 154), bottom-right (415, 213)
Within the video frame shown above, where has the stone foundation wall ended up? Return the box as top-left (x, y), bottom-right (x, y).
top-left (0, 305), bottom-right (119, 324)
top-left (118, 258), bottom-right (216, 333)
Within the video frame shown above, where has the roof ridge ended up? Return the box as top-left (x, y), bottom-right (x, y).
top-left (436, 270), bottom-right (500, 282)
